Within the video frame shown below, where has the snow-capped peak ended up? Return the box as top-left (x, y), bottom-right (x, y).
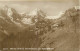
top-left (29, 8), bottom-right (46, 17)
top-left (29, 8), bottom-right (41, 16)
top-left (7, 8), bottom-right (13, 17)
top-left (74, 6), bottom-right (80, 10)
top-left (1, 5), bottom-right (13, 17)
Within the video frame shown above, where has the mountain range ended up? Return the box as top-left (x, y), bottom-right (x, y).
top-left (0, 5), bottom-right (80, 51)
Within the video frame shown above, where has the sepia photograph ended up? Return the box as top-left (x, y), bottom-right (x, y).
top-left (0, 0), bottom-right (79, 51)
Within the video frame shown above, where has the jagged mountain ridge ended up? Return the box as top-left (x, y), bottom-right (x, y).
top-left (40, 6), bottom-right (80, 51)
top-left (0, 6), bottom-right (48, 49)
top-left (0, 5), bottom-right (48, 36)
top-left (21, 8), bottom-right (47, 25)
top-left (0, 5), bottom-right (79, 51)
top-left (29, 8), bottom-right (46, 17)
top-left (0, 6), bottom-right (47, 24)
top-left (0, 6), bottom-right (23, 26)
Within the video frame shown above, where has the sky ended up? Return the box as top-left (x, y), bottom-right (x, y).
top-left (0, 0), bottom-right (79, 16)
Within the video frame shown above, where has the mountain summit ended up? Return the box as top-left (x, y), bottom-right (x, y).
top-left (29, 8), bottom-right (46, 17)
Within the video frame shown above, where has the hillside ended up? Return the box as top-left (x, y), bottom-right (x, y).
top-left (0, 6), bottom-right (80, 51)
top-left (40, 7), bottom-right (80, 51)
